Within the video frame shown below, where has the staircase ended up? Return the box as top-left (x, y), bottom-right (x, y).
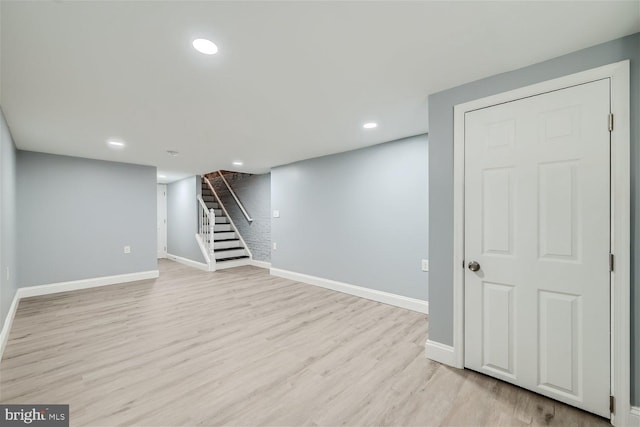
top-left (198, 177), bottom-right (251, 269)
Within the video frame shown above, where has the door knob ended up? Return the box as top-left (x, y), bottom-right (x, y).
top-left (468, 261), bottom-right (481, 272)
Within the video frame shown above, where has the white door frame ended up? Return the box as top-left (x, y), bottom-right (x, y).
top-left (451, 61), bottom-right (630, 425)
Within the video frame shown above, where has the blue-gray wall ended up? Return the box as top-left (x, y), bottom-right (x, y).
top-left (271, 134), bottom-right (428, 301)
top-left (167, 175), bottom-right (205, 264)
top-left (0, 109), bottom-right (17, 329)
top-left (428, 33), bottom-right (639, 404)
top-left (17, 151), bottom-right (157, 286)
top-left (210, 172), bottom-right (271, 262)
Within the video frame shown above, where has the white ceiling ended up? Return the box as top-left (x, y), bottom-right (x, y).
top-left (1, 1), bottom-right (639, 181)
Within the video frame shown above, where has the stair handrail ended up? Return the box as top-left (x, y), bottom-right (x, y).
top-left (203, 176), bottom-right (254, 260)
top-left (196, 195), bottom-right (215, 259)
top-left (217, 171), bottom-right (253, 222)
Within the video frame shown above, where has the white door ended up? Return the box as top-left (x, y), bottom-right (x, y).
top-left (157, 184), bottom-right (167, 258)
top-left (463, 79), bottom-right (611, 417)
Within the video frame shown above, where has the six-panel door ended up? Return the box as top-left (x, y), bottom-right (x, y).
top-left (464, 79), bottom-right (611, 417)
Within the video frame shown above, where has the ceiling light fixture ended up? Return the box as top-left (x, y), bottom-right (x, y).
top-left (192, 38), bottom-right (218, 55)
top-left (166, 150), bottom-right (179, 157)
top-left (363, 122), bottom-right (378, 129)
top-left (158, 175), bottom-right (167, 179)
top-left (232, 161), bottom-right (243, 166)
top-left (107, 140), bottom-right (125, 148)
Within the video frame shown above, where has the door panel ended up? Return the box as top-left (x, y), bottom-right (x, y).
top-left (538, 161), bottom-right (578, 260)
top-left (482, 168), bottom-right (513, 255)
top-left (482, 281), bottom-right (515, 377)
top-left (464, 79), bottom-right (610, 417)
top-left (538, 290), bottom-right (581, 397)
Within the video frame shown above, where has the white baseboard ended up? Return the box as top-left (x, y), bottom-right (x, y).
top-left (17, 270), bottom-right (160, 299)
top-left (425, 339), bottom-right (457, 367)
top-left (628, 407), bottom-right (640, 426)
top-left (250, 260), bottom-right (271, 269)
top-left (167, 253), bottom-right (210, 271)
top-left (270, 268), bottom-right (428, 314)
top-left (0, 269), bottom-right (159, 363)
top-left (0, 293), bottom-right (20, 363)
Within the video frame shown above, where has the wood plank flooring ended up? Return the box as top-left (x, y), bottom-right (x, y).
top-left (1, 260), bottom-right (609, 426)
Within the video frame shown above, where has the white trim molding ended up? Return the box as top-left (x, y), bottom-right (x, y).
top-left (167, 253), bottom-right (210, 271)
top-left (0, 269), bottom-right (159, 363)
top-left (270, 268), bottom-right (428, 314)
top-left (425, 340), bottom-right (456, 367)
top-left (16, 270), bottom-right (159, 299)
top-left (0, 293), bottom-right (21, 363)
top-left (628, 407), bottom-right (640, 426)
top-left (451, 60), bottom-right (631, 425)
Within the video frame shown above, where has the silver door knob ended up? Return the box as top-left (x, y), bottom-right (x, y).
top-left (468, 261), bottom-right (481, 272)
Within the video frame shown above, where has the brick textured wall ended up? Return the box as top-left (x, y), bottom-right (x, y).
top-left (210, 172), bottom-right (271, 262)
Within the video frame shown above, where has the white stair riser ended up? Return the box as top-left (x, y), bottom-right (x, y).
top-left (214, 248), bottom-right (246, 260)
top-left (214, 258), bottom-right (251, 269)
top-left (214, 224), bottom-right (232, 232)
top-left (214, 240), bottom-right (242, 250)
top-left (204, 203), bottom-right (219, 210)
top-left (214, 217), bottom-right (229, 224)
top-left (214, 231), bottom-right (236, 240)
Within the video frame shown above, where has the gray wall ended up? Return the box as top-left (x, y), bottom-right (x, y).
top-left (0, 109), bottom-right (17, 328)
top-left (167, 175), bottom-right (205, 264)
top-left (271, 134), bottom-right (428, 301)
top-left (210, 172), bottom-right (271, 262)
top-left (17, 151), bottom-right (157, 286)
top-left (428, 33), bottom-right (639, 403)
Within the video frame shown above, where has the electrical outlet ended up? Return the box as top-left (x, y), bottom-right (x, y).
top-left (124, 245), bottom-right (131, 254)
top-left (421, 259), bottom-right (429, 272)
top-left (273, 242), bottom-right (277, 250)
top-left (273, 210), bottom-right (280, 218)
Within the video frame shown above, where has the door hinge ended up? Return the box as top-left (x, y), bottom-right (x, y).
top-left (610, 395), bottom-right (615, 414)
top-left (608, 113), bottom-right (614, 132)
top-left (609, 253), bottom-right (614, 272)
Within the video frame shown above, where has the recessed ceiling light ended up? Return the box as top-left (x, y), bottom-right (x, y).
top-left (192, 38), bottom-right (218, 55)
top-left (232, 161), bottom-right (243, 166)
top-left (166, 150), bottom-right (179, 157)
top-left (363, 122), bottom-right (378, 129)
top-left (107, 140), bottom-right (125, 148)
top-left (158, 175), bottom-right (166, 179)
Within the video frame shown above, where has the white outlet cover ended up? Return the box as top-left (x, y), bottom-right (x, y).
top-left (421, 259), bottom-right (429, 272)
top-left (124, 246), bottom-right (131, 254)
top-left (273, 210), bottom-right (280, 218)
top-left (273, 242), bottom-right (277, 250)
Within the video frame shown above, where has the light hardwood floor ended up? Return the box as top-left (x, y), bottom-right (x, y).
top-left (1, 260), bottom-right (609, 426)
